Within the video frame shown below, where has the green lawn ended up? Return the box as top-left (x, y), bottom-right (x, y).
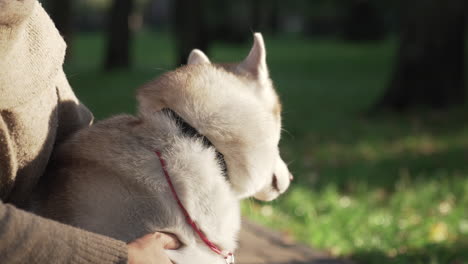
top-left (66, 31), bottom-right (468, 264)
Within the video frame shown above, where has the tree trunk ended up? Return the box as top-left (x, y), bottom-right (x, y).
top-left (343, 0), bottom-right (385, 41)
top-left (376, 0), bottom-right (466, 111)
top-left (251, 0), bottom-right (262, 31)
top-left (268, 0), bottom-right (280, 35)
top-left (48, 0), bottom-right (73, 59)
top-left (105, 0), bottom-right (134, 71)
top-left (172, 0), bottom-right (210, 66)
top-left (251, 0), bottom-right (279, 34)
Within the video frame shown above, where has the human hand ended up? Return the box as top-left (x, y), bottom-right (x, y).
top-left (128, 232), bottom-right (181, 264)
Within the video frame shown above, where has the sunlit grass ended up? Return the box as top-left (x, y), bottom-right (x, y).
top-left (244, 168), bottom-right (468, 263)
top-left (67, 31), bottom-right (468, 264)
top-left (244, 108), bottom-right (468, 264)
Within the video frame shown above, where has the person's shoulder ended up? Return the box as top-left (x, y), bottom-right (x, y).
top-left (0, 0), bottom-right (35, 26)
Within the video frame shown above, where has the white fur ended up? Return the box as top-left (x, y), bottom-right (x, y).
top-left (35, 33), bottom-right (291, 264)
top-left (188, 49), bottom-right (211, 65)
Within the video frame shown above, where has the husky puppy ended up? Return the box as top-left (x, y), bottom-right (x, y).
top-left (35, 33), bottom-right (292, 264)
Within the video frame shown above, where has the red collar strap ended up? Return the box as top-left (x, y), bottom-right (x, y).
top-left (155, 151), bottom-right (235, 264)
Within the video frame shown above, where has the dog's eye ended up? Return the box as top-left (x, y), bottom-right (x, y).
top-left (271, 174), bottom-right (280, 192)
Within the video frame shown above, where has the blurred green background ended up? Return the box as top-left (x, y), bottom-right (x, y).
top-left (42, 0), bottom-right (468, 263)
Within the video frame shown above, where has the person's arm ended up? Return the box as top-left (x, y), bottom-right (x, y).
top-left (0, 201), bottom-right (181, 264)
top-left (0, 201), bottom-right (127, 264)
top-left (0, 1), bottom-right (180, 263)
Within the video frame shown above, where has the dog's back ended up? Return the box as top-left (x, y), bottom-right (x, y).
top-left (37, 113), bottom-right (240, 263)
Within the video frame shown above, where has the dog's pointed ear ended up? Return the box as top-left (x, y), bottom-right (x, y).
top-left (239, 33), bottom-right (268, 80)
top-left (136, 77), bottom-right (170, 116)
top-left (187, 49), bottom-right (210, 65)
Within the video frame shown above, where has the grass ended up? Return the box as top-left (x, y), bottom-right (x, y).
top-left (66, 31), bottom-right (468, 264)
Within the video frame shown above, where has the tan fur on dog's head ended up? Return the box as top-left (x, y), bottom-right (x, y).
top-left (138, 33), bottom-right (292, 201)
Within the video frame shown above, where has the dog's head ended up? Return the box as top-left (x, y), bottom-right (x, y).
top-left (138, 33), bottom-right (292, 201)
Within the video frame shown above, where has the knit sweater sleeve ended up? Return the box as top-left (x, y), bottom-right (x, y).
top-left (0, 1), bottom-right (129, 263)
top-left (0, 202), bottom-right (128, 264)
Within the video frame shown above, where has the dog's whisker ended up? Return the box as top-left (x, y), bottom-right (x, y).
top-left (281, 128), bottom-right (295, 140)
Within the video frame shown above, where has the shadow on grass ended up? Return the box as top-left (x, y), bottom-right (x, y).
top-left (350, 240), bottom-right (468, 264)
top-left (273, 260), bottom-right (352, 264)
top-left (283, 107), bottom-right (468, 192)
top-left (310, 145), bottom-right (468, 193)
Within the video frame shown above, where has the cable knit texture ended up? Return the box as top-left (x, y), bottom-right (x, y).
top-left (0, 1), bottom-right (128, 263)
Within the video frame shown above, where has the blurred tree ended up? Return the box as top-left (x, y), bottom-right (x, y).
top-left (268, 0), bottom-right (280, 34)
top-left (48, 0), bottom-right (73, 57)
top-left (144, 0), bottom-right (170, 29)
top-left (207, 0), bottom-right (250, 44)
top-left (251, 0), bottom-right (262, 31)
top-left (105, 0), bottom-right (134, 70)
top-left (376, 0), bottom-right (467, 110)
top-left (342, 0), bottom-right (385, 41)
top-left (305, 0), bottom-right (396, 38)
top-left (172, 0), bottom-right (210, 66)
top-left (75, 0), bottom-right (110, 32)
top-left (251, 0), bottom-right (280, 34)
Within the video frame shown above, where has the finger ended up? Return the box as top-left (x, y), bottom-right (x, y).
top-left (154, 232), bottom-right (181, 250)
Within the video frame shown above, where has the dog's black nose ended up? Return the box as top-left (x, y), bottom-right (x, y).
top-left (272, 174), bottom-right (280, 191)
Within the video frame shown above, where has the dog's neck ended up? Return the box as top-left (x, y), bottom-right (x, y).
top-left (162, 108), bottom-right (228, 177)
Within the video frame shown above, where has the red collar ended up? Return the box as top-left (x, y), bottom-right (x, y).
top-left (155, 151), bottom-right (235, 264)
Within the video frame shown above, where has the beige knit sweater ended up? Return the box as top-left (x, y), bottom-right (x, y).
top-left (0, 1), bottom-right (127, 263)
